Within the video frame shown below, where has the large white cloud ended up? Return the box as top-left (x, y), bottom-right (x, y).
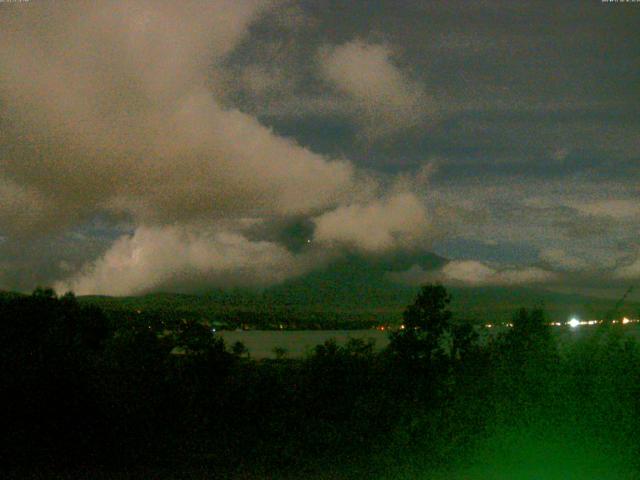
top-left (0, 1), bottom-right (433, 293)
top-left (0, 0), bottom-right (358, 234)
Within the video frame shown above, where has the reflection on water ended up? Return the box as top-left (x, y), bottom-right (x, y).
top-left (217, 329), bottom-right (389, 359)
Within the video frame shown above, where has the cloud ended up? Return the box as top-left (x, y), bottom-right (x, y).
top-left (389, 260), bottom-right (556, 287)
top-left (55, 225), bottom-right (316, 296)
top-left (0, 1), bottom-right (435, 293)
top-left (614, 254), bottom-right (640, 280)
top-left (0, 180), bottom-right (51, 235)
top-left (539, 248), bottom-right (590, 272)
top-left (318, 40), bottom-right (430, 139)
top-left (441, 260), bottom-right (556, 286)
top-left (428, 178), bottom-right (640, 275)
top-left (10, 2), bottom-right (630, 297)
top-left (0, 0), bottom-right (360, 235)
top-left (312, 193), bottom-right (430, 253)
top-left (566, 200), bottom-right (640, 220)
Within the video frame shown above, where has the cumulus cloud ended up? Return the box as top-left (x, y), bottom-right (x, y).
top-left (312, 193), bottom-right (430, 253)
top-left (0, 0), bottom-right (359, 235)
top-left (0, 1), bottom-right (432, 293)
top-left (55, 225), bottom-right (317, 296)
top-left (389, 260), bottom-right (556, 287)
top-left (319, 40), bottom-right (430, 139)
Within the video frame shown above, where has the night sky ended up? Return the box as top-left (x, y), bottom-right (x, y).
top-left (0, 0), bottom-right (638, 297)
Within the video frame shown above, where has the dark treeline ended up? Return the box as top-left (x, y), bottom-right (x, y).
top-left (2, 286), bottom-right (640, 478)
top-left (82, 298), bottom-right (392, 331)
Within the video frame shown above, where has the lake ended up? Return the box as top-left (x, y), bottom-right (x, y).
top-left (218, 323), bottom-right (640, 359)
top-left (218, 329), bottom-right (389, 359)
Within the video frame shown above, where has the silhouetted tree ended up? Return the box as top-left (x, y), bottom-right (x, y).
top-left (501, 306), bottom-right (554, 361)
top-left (511, 306), bottom-right (549, 339)
top-left (273, 346), bottom-right (288, 359)
top-left (451, 322), bottom-right (479, 361)
top-left (403, 284), bottom-right (452, 335)
top-left (492, 306), bottom-right (558, 420)
top-left (0, 289), bottom-right (113, 465)
top-left (389, 284), bottom-right (453, 365)
top-left (232, 340), bottom-right (249, 358)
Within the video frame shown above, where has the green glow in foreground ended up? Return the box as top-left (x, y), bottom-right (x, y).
top-left (395, 425), bottom-right (635, 480)
top-left (454, 431), bottom-right (630, 479)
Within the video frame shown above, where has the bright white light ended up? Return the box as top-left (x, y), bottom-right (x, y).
top-left (568, 318), bottom-right (580, 328)
top-left (623, 317), bottom-right (630, 325)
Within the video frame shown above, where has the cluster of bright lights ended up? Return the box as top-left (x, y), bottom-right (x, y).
top-left (386, 317), bottom-right (640, 332)
top-left (565, 316), bottom-right (638, 328)
top-left (613, 317), bottom-right (634, 325)
top-left (480, 316), bottom-right (639, 330)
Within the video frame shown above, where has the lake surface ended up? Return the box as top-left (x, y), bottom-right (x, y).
top-left (218, 329), bottom-right (389, 358)
top-left (218, 324), bottom-right (640, 359)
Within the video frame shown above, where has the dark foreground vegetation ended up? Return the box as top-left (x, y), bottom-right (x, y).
top-left (2, 286), bottom-right (640, 479)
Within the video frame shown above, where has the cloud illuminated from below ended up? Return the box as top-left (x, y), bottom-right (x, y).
top-left (55, 225), bottom-right (315, 296)
top-left (389, 260), bottom-right (557, 287)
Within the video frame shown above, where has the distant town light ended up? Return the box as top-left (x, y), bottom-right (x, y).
top-left (623, 317), bottom-right (630, 325)
top-left (568, 317), bottom-right (580, 328)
